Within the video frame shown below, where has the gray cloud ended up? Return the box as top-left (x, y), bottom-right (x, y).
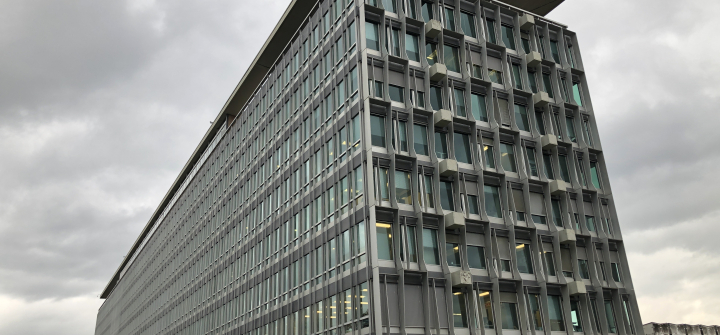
top-left (0, 0), bottom-right (718, 333)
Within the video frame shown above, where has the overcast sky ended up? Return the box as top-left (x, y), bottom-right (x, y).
top-left (0, 0), bottom-right (718, 334)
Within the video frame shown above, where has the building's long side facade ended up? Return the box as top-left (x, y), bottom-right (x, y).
top-left (95, 0), bottom-right (643, 335)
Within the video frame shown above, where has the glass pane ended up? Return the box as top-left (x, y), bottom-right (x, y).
top-left (370, 115), bottom-right (385, 147)
top-left (435, 132), bottom-right (448, 159)
top-left (406, 226), bottom-right (417, 262)
top-left (444, 45), bottom-right (460, 72)
top-left (383, 0), bottom-right (397, 13)
top-left (590, 162), bottom-right (601, 189)
top-left (398, 121), bottom-right (408, 152)
top-left (471, 93), bottom-right (488, 122)
top-left (484, 185), bottom-right (502, 218)
top-left (421, 2), bottom-right (433, 22)
top-left (452, 291), bottom-right (468, 327)
top-left (446, 243), bottom-right (461, 267)
top-left (365, 22), bottom-right (380, 51)
top-left (484, 145), bottom-right (496, 169)
top-left (543, 154), bottom-right (555, 179)
top-left (395, 170), bottom-right (412, 205)
top-left (551, 200), bottom-right (563, 227)
top-left (528, 71), bottom-right (538, 93)
top-left (454, 132), bottom-right (472, 164)
top-left (405, 33), bottom-right (420, 61)
top-left (467, 246), bottom-right (486, 269)
top-left (423, 175), bottom-right (434, 208)
top-left (527, 147), bottom-right (538, 176)
top-left (586, 215), bottom-right (596, 232)
top-left (514, 104), bottom-right (529, 132)
top-left (566, 117), bottom-right (577, 142)
top-left (535, 112), bottom-right (546, 135)
top-left (605, 300), bottom-right (617, 333)
top-left (528, 294), bottom-right (543, 330)
top-left (559, 155), bottom-right (570, 182)
top-left (550, 40), bottom-right (560, 63)
top-left (389, 84), bottom-right (404, 103)
top-left (454, 88), bottom-right (466, 117)
top-left (579, 259), bottom-right (590, 279)
top-left (571, 300), bottom-right (583, 332)
top-left (413, 124), bottom-right (429, 155)
top-left (500, 143), bottom-right (516, 172)
top-left (375, 223), bottom-right (393, 260)
top-left (522, 38), bottom-right (530, 53)
top-left (512, 64), bottom-right (522, 89)
top-left (486, 19), bottom-right (497, 44)
top-left (542, 73), bottom-right (554, 98)
top-left (500, 302), bottom-right (519, 329)
top-left (515, 243), bottom-right (533, 274)
top-left (478, 291), bottom-right (494, 328)
top-left (545, 251), bottom-right (556, 276)
top-left (426, 43), bottom-right (438, 65)
top-left (440, 181), bottom-right (454, 211)
top-left (379, 168), bottom-right (389, 202)
top-left (460, 12), bottom-right (476, 38)
top-left (547, 295), bottom-right (566, 331)
top-left (488, 69), bottom-right (503, 84)
top-left (501, 25), bottom-right (516, 50)
top-left (573, 82), bottom-right (583, 106)
top-left (443, 7), bottom-right (456, 31)
top-left (468, 195), bottom-right (479, 215)
top-left (422, 228), bottom-right (439, 264)
top-left (429, 86), bottom-right (442, 111)
top-left (611, 263), bottom-right (621, 282)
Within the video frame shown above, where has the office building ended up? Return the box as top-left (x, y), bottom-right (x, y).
top-left (95, 0), bottom-right (644, 334)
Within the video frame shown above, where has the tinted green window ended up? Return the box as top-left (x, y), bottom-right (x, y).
top-left (488, 69), bottom-right (503, 84)
top-left (423, 175), bottom-right (434, 208)
top-left (375, 223), bottom-right (393, 260)
top-left (454, 132), bottom-right (472, 164)
top-left (526, 147), bottom-right (538, 176)
top-left (566, 117), bottom-right (577, 142)
top-left (467, 195), bottom-right (479, 215)
top-left (578, 259), bottom-right (590, 279)
top-left (522, 38), bottom-right (530, 53)
top-left (471, 93), bottom-right (488, 122)
top-left (366, 22), bottom-right (380, 51)
top-left (468, 246), bottom-right (485, 269)
top-left (478, 292), bottom-right (494, 328)
top-left (383, 0), bottom-right (397, 13)
top-left (551, 199), bottom-right (563, 227)
top-left (443, 7), bottom-right (456, 31)
top-left (446, 243), bottom-right (461, 267)
top-left (500, 302), bottom-right (519, 329)
top-left (486, 19), bottom-right (497, 44)
top-left (501, 25), bottom-right (516, 50)
top-left (547, 295), bottom-right (566, 331)
top-left (421, 2), bottom-right (433, 22)
top-left (605, 300), bottom-right (618, 333)
top-left (500, 143), bottom-right (516, 172)
top-left (440, 181), bottom-right (454, 211)
top-left (586, 215), bottom-right (596, 231)
top-left (550, 40), bottom-right (560, 63)
top-left (542, 73), bottom-right (554, 98)
top-left (573, 82), bottom-right (583, 106)
top-left (484, 144), bottom-right (495, 169)
top-left (454, 88), bottom-right (466, 117)
top-left (378, 167), bottom-right (389, 201)
top-left (590, 161), bottom-right (601, 189)
top-left (429, 86), bottom-right (442, 111)
top-left (444, 45), bottom-right (460, 72)
top-left (452, 291), bottom-right (468, 327)
top-left (389, 84), bottom-right (404, 103)
top-left (413, 124), bottom-right (429, 155)
top-left (528, 71), bottom-right (538, 93)
top-left (511, 64), bottom-right (523, 89)
top-left (426, 43), bottom-right (438, 65)
top-left (514, 104), bottom-right (529, 132)
top-left (484, 185), bottom-right (502, 218)
top-left (559, 155), bottom-right (570, 182)
top-left (395, 171), bottom-right (412, 205)
top-left (571, 301), bottom-right (583, 332)
top-left (545, 251), bottom-right (556, 276)
top-left (435, 132), bottom-right (448, 159)
top-left (405, 33), bottom-right (420, 61)
top-left (460, 12), bottom-right (476, 38)
top-left (543, 154), bottom-right (555, 180)
top-left (398, 121), bottom-right (408, 152)
top-left (406, 226), bottom-right (418, 262)
top-left (516, 243), bottom-right (533, 273)
top-left (370, 115), bottom-right (385, 147)
top-left (528, 294), bottom-right (543, 330)
top-left (422, 228), bottom-right (439, 264)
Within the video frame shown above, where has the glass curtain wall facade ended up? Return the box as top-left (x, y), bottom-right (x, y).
top-left (95, 1), bottom-right (642, 335)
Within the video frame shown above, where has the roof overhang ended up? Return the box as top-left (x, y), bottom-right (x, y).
top-left (498, 0), bottom-right (565, 16)
top-left (99, 0), bottom-right (316, 299)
